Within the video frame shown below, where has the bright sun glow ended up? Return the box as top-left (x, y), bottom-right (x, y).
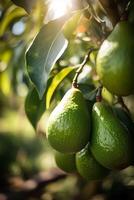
top-left (49, 0), bottom-right (72, 19)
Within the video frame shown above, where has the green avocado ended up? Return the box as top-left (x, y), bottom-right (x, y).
top-left (46, 87), bottom-right (90, 153)
top-left (76, 144), bottom-right (109, 181)
top-left (96, 21), bottom-right (134, 96)
top-left (55, 151), bottom-right (76, 173)
top-left (90, 102), bottom-right (133, 170)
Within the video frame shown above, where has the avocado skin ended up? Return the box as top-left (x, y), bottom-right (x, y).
top-left (90, 102), bottom-right (133, 170)
top-left (55, 151), bottom-right (76, 173)
top-left (76, 144), bottom-right (109, 181)
top-left (46, 88), bottom-right (90, 153)
top-left (97, 21), bottom-right (134, 96)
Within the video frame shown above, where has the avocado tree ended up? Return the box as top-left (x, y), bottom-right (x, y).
top-left (0, 0), bottom-right (134, 184)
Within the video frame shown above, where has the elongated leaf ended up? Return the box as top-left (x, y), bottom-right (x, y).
top-left (26, 18), bottom-right (68, 99)
top-left (11, 0), bottom-right (36, 13)
top-left (0, 6), bottom-right (26, 36)
top-left (25, 87), bottom-right (45, 129)
top-left (46, 66), bottom-right (76, 109)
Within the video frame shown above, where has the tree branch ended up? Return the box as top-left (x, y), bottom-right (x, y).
top-left (72, 48), bottom-right (97, 88)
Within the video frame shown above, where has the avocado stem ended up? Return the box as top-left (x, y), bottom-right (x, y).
top-left (96, 86), bottom-right (103, 102)
top-left (72, 48), bottom-right (97, 88)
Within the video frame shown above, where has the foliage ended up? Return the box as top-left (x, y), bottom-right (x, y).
top-left (0, 0), bottom-right (134, 199)
top-left (0, 0), bottom-right (133, 132)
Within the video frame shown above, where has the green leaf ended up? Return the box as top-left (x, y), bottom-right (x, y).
top-left (46, 66), bottom-right (76, 109)
top-left (11, 0), bottom-right (36, 13)
top-left (25, 87), bottom-right (45, 129)
top-left (26, 18), bottom-right (68, 99)
top-left (0, 6), bottom-right (26, 37)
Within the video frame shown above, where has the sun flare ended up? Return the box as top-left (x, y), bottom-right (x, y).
top-left (49, 0), bottom-right (73, 18)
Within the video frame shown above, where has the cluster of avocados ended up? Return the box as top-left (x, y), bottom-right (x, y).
top-left (46, 20), bottom-right (134, 181)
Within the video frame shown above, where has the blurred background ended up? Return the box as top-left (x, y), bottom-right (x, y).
top-left (0, 0), bottom-right (134, 199)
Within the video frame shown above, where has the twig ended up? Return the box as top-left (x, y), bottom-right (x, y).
top-left (72, 48), bottom-right (97, 88)
top-left (98, 0), bottom-right (120, 26)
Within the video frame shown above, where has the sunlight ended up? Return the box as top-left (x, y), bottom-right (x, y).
top-left (49, 0), bottom-right (73, 19)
